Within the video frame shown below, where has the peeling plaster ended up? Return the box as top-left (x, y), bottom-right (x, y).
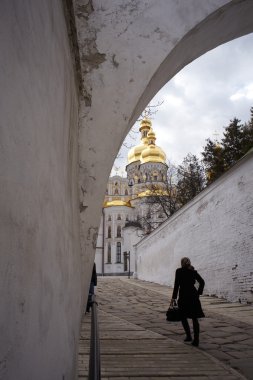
top-left (87, 226), bottom-right (98, 249)
top-left (79, 203), bottom-right (87, 213)
top-left (196, 201), bottom-right (209, 214)
top-left (76, 0), bottom-right (94, 20)
top-left (112, 54), bottom-right (119, 68)
top-left (81, 51), bottom-right (106, 73)
top-left (62, 0), bottom-right (83, 95)
top-left (80, 185), bottom-right (87, 195)
top-left (74, 0), bottom-right (106, 105)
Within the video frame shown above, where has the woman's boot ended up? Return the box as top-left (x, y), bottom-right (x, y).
top-left (192, 318), bottom-right (199, 346)
top-left (181, 318), bottom-right (192, 341)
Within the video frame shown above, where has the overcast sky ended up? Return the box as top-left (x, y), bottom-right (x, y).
top-left (112, 33), bottom-right (253, 177)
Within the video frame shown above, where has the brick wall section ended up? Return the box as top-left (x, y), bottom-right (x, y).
top-left (135, 150), bottom-right (253, 303)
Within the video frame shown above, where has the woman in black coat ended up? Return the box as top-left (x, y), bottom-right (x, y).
top-left (86, 263), bottom-right (97, 313)
top-left (171, 257), bottom-right (205, 346)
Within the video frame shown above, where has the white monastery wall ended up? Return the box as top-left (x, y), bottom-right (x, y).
top-left (0, 2), bottom-right (85, 379)
top-left (136, 152), bottom-right (253, 303)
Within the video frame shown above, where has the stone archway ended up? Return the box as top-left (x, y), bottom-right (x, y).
top-left (76, 0), bottom-right (253, 281)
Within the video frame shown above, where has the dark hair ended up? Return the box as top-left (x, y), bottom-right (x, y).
top-left (181, 257), bottom-right (191, 268)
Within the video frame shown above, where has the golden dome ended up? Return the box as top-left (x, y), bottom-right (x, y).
top-left (147, 129), bottom-right (155, 139)
top-left (137, 189), bottom-right (169, 198)
top-left (128, 142), bottom-right (148, 164)
top-left (139, 118), bottom-right (152, 130)
top-left (103, 200), bottom-right (132, 208)
top-left (140, 129), bottom-right (166, 164)
top-left (141, 145), bottom-right (166, 164)
top-left (127, 118), bottom-right (152, 164)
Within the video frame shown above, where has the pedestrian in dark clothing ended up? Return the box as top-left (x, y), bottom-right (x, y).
top-left (171, 257), bottom-right (205, 347)
top-left (86, 263), bottom-right (97, 313)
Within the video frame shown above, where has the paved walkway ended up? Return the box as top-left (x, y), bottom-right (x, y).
top-left (78, 277), bottom-right (253, 379)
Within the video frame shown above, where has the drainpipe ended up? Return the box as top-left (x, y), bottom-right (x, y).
top-left (133, 244), bottom-right (137, 279)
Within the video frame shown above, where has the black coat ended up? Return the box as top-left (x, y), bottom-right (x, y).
top-left (172, 267), bottom-right (205, 319)
top-left (91, 263), bottom-right (97, 286)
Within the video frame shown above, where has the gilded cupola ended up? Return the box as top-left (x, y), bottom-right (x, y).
top-left (140, 128), bottom-right (166, 164)
top-left (103, 200), bottom-right (132, 208)
top-left (127, 118), bottom-right (152, 164)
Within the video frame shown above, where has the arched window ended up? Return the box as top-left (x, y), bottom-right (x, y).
top-left (107, 244), bottom-right (111, 263)
top-left (108, 226), bottom-right (111, 238)
top-left (116, 242), bottom-right (121, 263)
top-left (108, 215), bottom-right (111, 221)
top-left (114, 188), bottom-right (119, 195)
top-left (125, 189), bottom-right (128, 195)
top-left (117, 214), bottom-right (121, 220)
top-left (116, 226), bottom-right (121, 237)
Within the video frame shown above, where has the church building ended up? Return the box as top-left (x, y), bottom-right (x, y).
top-left (95, 118), bottom-right (168, 275)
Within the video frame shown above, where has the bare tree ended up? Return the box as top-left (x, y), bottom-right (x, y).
top-left (116, 101), bottom-right (164, 159)
top-left (129, 163), bottom-right (178, 235)
top-left (176, 154), bottom-right (206, 206)
top-left (138, 100), bottom-right (164, 121)
top-left (131, 155), bottom-right (206, 236)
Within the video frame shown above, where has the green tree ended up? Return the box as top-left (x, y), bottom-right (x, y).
top-left (241, 107), bottom-right (253, 155)
top-left (222, 117), bottom-right (244, 167)
top-left (202, 108), bottom-right (253, 185)
top-left (176, 154), bottom-right (206, 206)
top-left (202, 138), bottom-right (226, 184)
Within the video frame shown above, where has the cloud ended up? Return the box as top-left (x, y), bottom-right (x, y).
top-left (230, 83), bottom-right (253, 101)
top-left (112, 33), bottom-right (253, 175)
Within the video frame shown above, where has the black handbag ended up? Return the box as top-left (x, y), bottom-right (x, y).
top-left (166, 301), bottom-right (182, 322)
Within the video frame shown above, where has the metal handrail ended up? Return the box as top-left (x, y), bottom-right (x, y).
top-left (88, 294), bottom-right (101, 380)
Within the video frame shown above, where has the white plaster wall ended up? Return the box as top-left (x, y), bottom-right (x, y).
top-left (136, 152), bottom-right (253, 303)
top-left (0, 2), bottom-right (85, 379)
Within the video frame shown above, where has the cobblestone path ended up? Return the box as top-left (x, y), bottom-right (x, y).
top-left (78, 277), bottom-right (253, 379)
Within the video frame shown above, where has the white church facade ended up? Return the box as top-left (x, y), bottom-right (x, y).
top-left (95, 118), bottom-right (169, 275)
